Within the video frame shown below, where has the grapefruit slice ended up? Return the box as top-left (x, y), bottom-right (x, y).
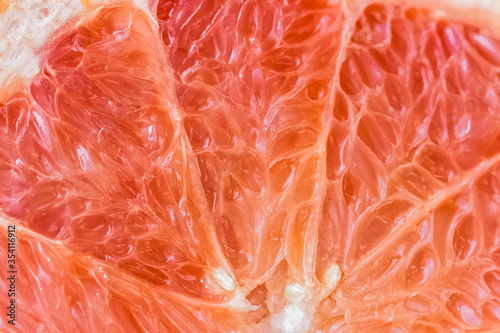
top-left (1, 0), bottom-right (500, 331)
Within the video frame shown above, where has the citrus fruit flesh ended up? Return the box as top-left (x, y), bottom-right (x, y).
top-left (1, 0), bottom-right (500, 331)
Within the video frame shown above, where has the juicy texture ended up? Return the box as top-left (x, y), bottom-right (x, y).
top-left (1, 0), bottom-right (500, 332)
top-left (157, 0), bottom-right (346, 292)
top-left (315, 4), bottom-right (500, 331)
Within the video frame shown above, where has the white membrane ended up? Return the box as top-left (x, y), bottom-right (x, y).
top-left (0, 0), bottom-right (150, 93)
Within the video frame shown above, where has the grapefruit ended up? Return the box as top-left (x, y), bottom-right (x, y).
top-left (1, 0), bottom-right (500, 331)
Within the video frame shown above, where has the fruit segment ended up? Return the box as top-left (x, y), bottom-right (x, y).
top-left (0, 217), bottom-right (243, 332)
top-left (316, 3), bottom-right (500, 331)
top-left (157, 0), bottom-right (346, 291)
top-left (0, 4), bottom-right (233, 305)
